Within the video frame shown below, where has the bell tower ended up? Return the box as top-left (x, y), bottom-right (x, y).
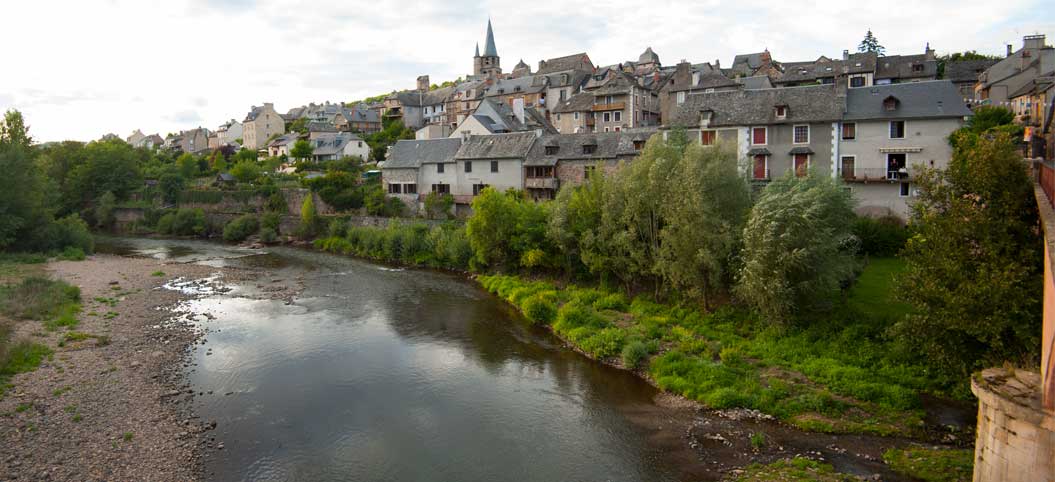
top-left (473, 19), bottom-right (501, 78)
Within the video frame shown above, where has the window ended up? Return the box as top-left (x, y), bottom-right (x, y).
top-left (556, 114), bottom-right (562, 121)
top-left (912, 64), bottom-right (924, 73)
top-left (899, 182), bottom-right (910, 197)
top-left (545, 145), bottom-right (559, 155)
top-left (559, 89), bottom-right (567, 101)
top-left (751, 127), bottom-right (767, 145)
top-left (633, 140), bottom-right (645, 150)
top-left (387, 183), bottom-right (402, 194)
top-left (775, 106), bottom-right (787, 118)
top-left (889, 121), bottom-right (905, 139)
top-left (887, 153), bottom-right (907, 180)
top-left (850, 76), bottom-right (865, 88)
top-left (605, 95), bottom-right (613, 104)
top-left (614, 111), bottom-right (621, 122)
top-left (473, 183), bottom-right (490, 196)
top-left (431, 183), bottom-right (450, 194)
top-left (884, 97), bottom-right (899, 111)
top-left (574, 112), bottom-right (580, 120)
top-left (583, 144), bottom-right (597, 154)
top-left (585, 165), bottom-right (597, 177)
top-left (752, 155), bottom-right (767, 180)
top-left (701, 130), bottom-right (716, 146)
top-left (603, 112), bottom-right (611, 122)
top-left (437, 163), bottom-right (445, 173)
top-left (603, 127), bottom-right (610, 132)
top-left (841, 122), bottom-right (856, 140)
top-left (793, 125), bottom-right (810, 144)
top-left (614, 127), bottom-right (621, 132)
top-left (404, 183), bottom-right (417, 194)
top-left (464, 161), bottom-right (472, 173)
top-left (490, 161), bottom-right (498, 173)
top-left (677, 91), bottom-right (686, 104)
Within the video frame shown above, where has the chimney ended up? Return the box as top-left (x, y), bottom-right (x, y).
top-left (512, 98), bottom-right (525, 124)
top-left (1023, 34), bottom-right (1046, 50)
top-left (417, 75), bottom-right (430, 92)
top-left (674, 60), bottom-right (692, 87)
top-left (842, 49), bottom-right (850, 61)
top-left (925, 42), bottom-right (935, 60)
top-left (760, 49), bottom-right (771, 63)
top-left (1007, 44), bottom-right (1014, 57)
top-left (714, 59), bottom-right (720, 69)
top-left (538, 60), bottom-right (547, 71)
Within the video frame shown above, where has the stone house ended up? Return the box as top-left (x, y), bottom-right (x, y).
top-left (382, 138), bottom-right (464, 213)
top-left (945, 59), bottom-right (1000, 100)
top-left (443, 80), bottom-right (487, 131)
top-left (449, 98), bottom-right (555, 138)
top-left (450, 132), bottom-right (537, 211)
top-left (660, 61), bottom-right (740, 127)
top-left (268, 133), bottom-right (302, 158)
top-left (310, 132), bottom-right (370, 161)
top-left (336, 103), bottom-right (381, 134)
top-left (582, 67), bottom-right (661, 132)
top-left (126, 129), bottom-right (146, 146)
top-left (215, 119), bottom-right (243, 147)
top-left (551, 92), bottom-right (596, 134)
top-left (482, 75), bottom-right (547, 111)
top-left (168, 127), bottom-right (210, 155)
top-left (976, 35), bottom-right (1054, 105)
top-left (666, 84), bottom-right (843, 181)
top-left (243, 103), bottom-right (286, 150)
top-left (522, 129), bottom-right (656, 200)
top-left (839, 80), bottom-right (971, 218)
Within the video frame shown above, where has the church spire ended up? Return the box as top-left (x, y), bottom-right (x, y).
top-left (483, 18), bottom-right (498, 57)
top-left (475, 42), bottom-right (480, 57)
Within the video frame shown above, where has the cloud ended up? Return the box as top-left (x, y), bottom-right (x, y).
top-left (0, 0), bottom-right (1049, 142)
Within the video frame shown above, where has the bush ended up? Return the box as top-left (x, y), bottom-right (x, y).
top-left (621, 340), bottom-right (649, 369)
top-left (222, 215), bottom-right (260, 243)
top-left (522, 292), bottom-right (558, 324)
top-left (259, 227), bottom-right (278, 244)
top-left (852, 215), bottom-right (908, 257)
top-left (579, 327), bottom-right (626, 358)
top-left (157, 208), bottom-right (206, 236)
top-left (0, 277), bottom-right (81, 320)
top-left (593, 293), bottom-right (629, 311)
top-left (58, 246), bottom-right (86, 261)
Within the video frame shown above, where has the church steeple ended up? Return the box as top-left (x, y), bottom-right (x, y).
top-left (475, 42), bottom-right (480, 57)
top-left (483, 18), bottom-right (498, 57)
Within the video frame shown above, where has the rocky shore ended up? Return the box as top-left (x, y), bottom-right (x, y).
top-left (0, 252), bottom-right (297, 482)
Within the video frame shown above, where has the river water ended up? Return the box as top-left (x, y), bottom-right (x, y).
top-left (99, 238), bottom-right (702, 482)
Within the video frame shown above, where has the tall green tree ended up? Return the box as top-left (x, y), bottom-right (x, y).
top-left (858, 30), bottom-right (885, 56)
top-left (0, 111), bottom-right (48, 249)
top-left (736, 173), bottom-right (857, 324)
top-left (895, 132), bottom-right (1041, 377)
top-left (656, 142), bottom-right (751, 309)
top-left (291, 139), bottom-right (313, 161)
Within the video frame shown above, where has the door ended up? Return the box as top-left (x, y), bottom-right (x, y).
top-left (794, 154), bottom-right (809, 177)
top-left (887, 153), bottom-right (906, 180)
top-left (753, 155), bottom-right (767, 179)
top-left (840, 156), bottom-right (855, 180)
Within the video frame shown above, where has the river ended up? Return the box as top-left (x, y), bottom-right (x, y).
top-left (98, 238), bottom-right (704, 482)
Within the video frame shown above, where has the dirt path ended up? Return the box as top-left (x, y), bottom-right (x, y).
top-left (0, 255), bottom-right (230, 481)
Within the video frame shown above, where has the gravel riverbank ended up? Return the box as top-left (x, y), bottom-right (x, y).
top-left (0, 253), bottom-right (295, 482)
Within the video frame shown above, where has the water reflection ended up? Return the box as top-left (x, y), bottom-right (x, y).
top-left (107, 237), bottom-right (694, 482)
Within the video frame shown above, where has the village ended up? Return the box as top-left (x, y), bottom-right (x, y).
top-left (123, 23), bottom-right (1053, 221)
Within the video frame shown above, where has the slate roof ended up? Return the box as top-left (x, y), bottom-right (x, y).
top-left (667, 84), bottom-right (843, 127)
top-left (740, 75), bottom-right (773, 90)
top-left (269, 133), bottom-right (300, 147)
top-left (483, 76), bottom-right (546, 97)
top-left (307, 122), bottom-right (337, 133)
top-left (537, 53), bottom-right (593, 75)
top-left (312, 132), bottom-right (364, 157)
top-left (944, 59), bottom-right (999, 83)
top-left (455, 132), bottom-right (538, 160)
top-left (731, 52), bottom-right (769, 76)
top-left (1008, 72), bottom-right (1055, 99)
top-left (875, 54), bottom-right (938, 80)
top-left (844, 80), bottom-right (972, 120)
top-left (482, 19), bottom-right (498, 57)
top-left (244, 105), bottom-right (265, 122)
top-left (552, 92), bottom-right (596, 113)
top-left (469, 98), bottom-right (557, 134)
top-left (639, 47), bottom-right (660, 64)
top-left (524, 129), bottom-right (658, 166)
top-left (340, 104), bottom-right (380, 123)
top-left (384, 138), bottom-right (463, 169)
top-left (539, 69), bottom-right (590, 89)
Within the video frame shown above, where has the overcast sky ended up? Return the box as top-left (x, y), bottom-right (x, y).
top-left (2, 0), bottom-right (1051, 142)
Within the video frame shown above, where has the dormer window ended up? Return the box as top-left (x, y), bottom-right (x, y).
top-left (883, 96), bottom-right (900, 111)
top-left (633, 140), bottom-right (645, 150)
top-left (582, 144), bottom-right (597, 155)
top-left (775, 105), bottom-right (787, 119)
top-left (700, 110), bottom-right (714, 127)
top-left (912, 64), bottom-right (924, 73)
top-left (545, 145), bottom-right (559, 155)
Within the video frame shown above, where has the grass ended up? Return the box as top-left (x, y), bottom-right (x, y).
top-left (123, 432), bottom-right (134, 442)
top-left (478, 258), bottom-right (955, 437)
top-left (750, 432), bottom-right (765, 450)
top-left (883, 447), bottom-right (973, 482)
top-left (0, 277), bottom-right (81, 321)
top-left (731, 457), bottom-right (858, 481)
top-left (15, 403), bottom-right (31, 413)
top-left (58, 331), bottom-right (109, 347)
top-left (151, 271), bottom-right (165, 277)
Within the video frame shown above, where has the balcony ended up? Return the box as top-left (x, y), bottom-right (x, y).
top-left (839, 167), bottom-right (911, 182)
top-left (592, 102), bottom-right (625, 112)
top-left (525, 177), bottom-right (559, 190)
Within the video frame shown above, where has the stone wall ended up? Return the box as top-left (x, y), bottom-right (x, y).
top-left (971, 368), bottom-right (1055, 482)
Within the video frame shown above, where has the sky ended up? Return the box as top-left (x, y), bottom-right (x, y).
top-left (2, 0), bottom-right (1051, 143)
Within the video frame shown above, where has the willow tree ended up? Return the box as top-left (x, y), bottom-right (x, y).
top-left (736, 173), bottom-right (857, 324)
top-left (656, 141), bottom-right (751, 309)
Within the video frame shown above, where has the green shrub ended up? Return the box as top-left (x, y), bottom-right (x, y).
top-left (0, 340), bottom-right (52, 377)
top-left (882, 447), bottom-right (973, 482)
top-left (58, 246), bottom-right (86, 261)
top-left (522, 292), bottom-right (558, 324)
top-left (852, 215), bottom-right (909, 257)
top-left (157, 208), bottom-right (206, 236)
top-left (259, 227), bottom-right (278, 244)
top-left (621, 340), bottom-right (649, 369)
top-left (261, 212), bottom-right (282, 233)
top-left (593, 292), bottom-right (629, 311)
top-left (222, 215), bottom-right (260, 242)
top-left (579, 327), bottom-right (626, 358)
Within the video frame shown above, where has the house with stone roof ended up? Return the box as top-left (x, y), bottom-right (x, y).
top-left (839, 80), bottom-right (971, 218)
top-left (382, 138), bottom-right (464, 212)
top-left (976, 35), bottom-right (1054, 106)
top-left (335, 103), bottom-right (381, 134)
top-left (443, 80), bottom-right (487, 131)
top-left (242, 103), bottom-right (285, 150)
top-left (552, 92), bottom-right (598, 133)
top-left (522, 129), bottom-right (658, 200)
top-left (944, 59), bottom-right (1000, 100)
top-left (660, 60), bottom-right (740, 127)
top-left (450, 98), bottom-right (555, 138)
top-left (310, 132), bottom-right (370, 162)
top-left (581, 67), bottom-right (662, 132)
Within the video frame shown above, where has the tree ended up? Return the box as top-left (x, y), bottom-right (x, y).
top-left (291, 139), bottom-right (313, 161)
top-left (465, 188), bottom-right (547, 270)
top-left (858, 30), bottom-right (885, 56)
top-left (158, 172), bottom-right (184, 206)
top-left (94, 191), bottom-right (117, 229)
top-left (950, 106), bottom-right (1022, 149)
top-left (736, 174), bottom-right (857, 324)
top-left (67, 138), bottom-right (142, 205)
top-left (288, 118), bottom-right (309, 135)
top-left (177, 152), bottom-right (200, 178)
top-left (937, 51), bottom-right (1001, 78)
top-left (0, 111), bottom-right (48, 249)
top-left (895, 132), bottom-right (1041, 377)
top-left (424, 192), bottom-right (454, 220)
top-left (232, 148), bottom-right (258, 163)
top-left (656, 142), bottom-right (751, 309)
top-left (230, 160), bottom-right (262, 183)
top-left (1, 110), bottom-right (32, 147)
top-left (548, 165), bottom-right (606, 277)
top-left (299, 193), bottom-right (319, 237)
